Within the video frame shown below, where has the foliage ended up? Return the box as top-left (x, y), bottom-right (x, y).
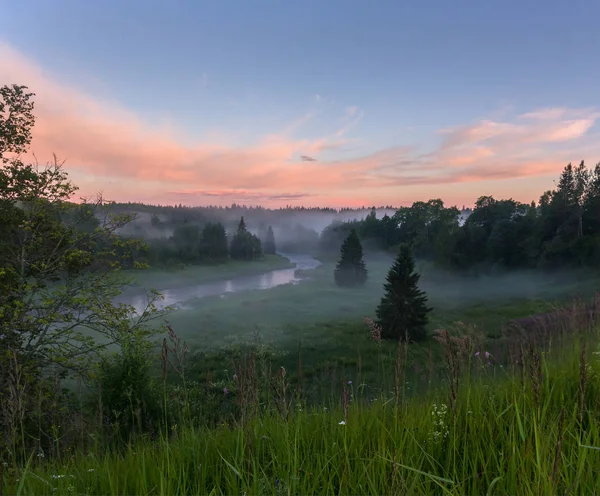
top-left (200, 222), bottom-right (229, 262)
top-left (0, 84), bottom-right (165, 451)
top-left (230, 217), bottom-right (263, 261)
top-left (0, 84), bottom-right (35, 158)
top-left (376, 244), bottom-right (431, 341)
top-left (95, 333), bottom-right (162, 443)
top-left (334, 229), bottom-right (368, 287)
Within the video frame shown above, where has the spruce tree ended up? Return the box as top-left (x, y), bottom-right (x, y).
top-left (375, 244), bottom-right (431, 341)
top-left (231, 216), bottom-right (263, 261)
top-left (264, 225), bottom-right (276, 255)
top-left (334, 229), bottom-right (368, 287)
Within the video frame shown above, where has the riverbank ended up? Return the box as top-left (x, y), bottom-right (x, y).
top-left (124, 254), bottom-right (295, 291)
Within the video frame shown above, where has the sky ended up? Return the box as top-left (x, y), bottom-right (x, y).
top-left (1, 0), bottom-right (600, 209)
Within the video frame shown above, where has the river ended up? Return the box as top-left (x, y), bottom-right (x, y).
top-left (126, 253), bottom-right (321, 313)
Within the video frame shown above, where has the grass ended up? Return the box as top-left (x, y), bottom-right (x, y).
top-left (3, 325), bottom-right (600, 495)
top-left (158, 256), bottom-right (600, 377)
top-left (6, 256), bottom-right (600, 494)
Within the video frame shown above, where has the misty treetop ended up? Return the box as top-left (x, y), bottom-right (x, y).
top-left (263, 225), bottom-right (277, 255)
top-left (317, 161), bottom-right (600, 273)
top-left (334, 229), bottom-right (368, 287)
top-left (376, 244), bottom-right (431, 342)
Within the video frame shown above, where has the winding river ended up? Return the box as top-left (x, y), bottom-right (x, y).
top-left (126, 253), bottom-right (321, 313)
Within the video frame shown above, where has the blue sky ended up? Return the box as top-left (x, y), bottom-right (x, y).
top-left (1, 0), bottom-right (599, 207)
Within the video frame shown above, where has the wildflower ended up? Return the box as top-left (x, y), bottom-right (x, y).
top-left (485, 351), bottom-right (490, 358)
top-left (339, 420), bottom-right (346, 425)
top-left (87, 469), bottom-right (95, 472)
top-left (347, 380), bottom-right (352, 385)
top-left (474, 351), bottom-right (480, 357)
top-left (233, 374), bottom-right (238, 380)
top-left (223, 387), bottom-right (229, 395)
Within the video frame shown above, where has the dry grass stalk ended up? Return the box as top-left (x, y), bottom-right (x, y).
top-left (577, 344), bottom-right (587, 426)
top-left (433, 329), bottom-right (471, 414)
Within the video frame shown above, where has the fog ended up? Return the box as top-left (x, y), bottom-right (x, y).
top-left (118, 242), bottom-right (597, 354)
top-left (113, 207), bottom-right (399, 238)
top-left (106, 201), bottom-right (594, 352)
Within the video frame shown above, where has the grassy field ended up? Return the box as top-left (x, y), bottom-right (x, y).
top-left (5, 255), bottom-right (600, 494)
top-left (156, 255), bottom-right (600, 379)
top-left (4, 322), bottom-right (600, 495)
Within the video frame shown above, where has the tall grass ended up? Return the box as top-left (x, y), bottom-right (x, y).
top-left (2, 297), bottom-right (600, 494)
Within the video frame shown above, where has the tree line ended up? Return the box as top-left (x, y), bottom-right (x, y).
top-left (144, 216), bottom-right (275, 266)
top-left (320, 161), bottom-right (600, 272)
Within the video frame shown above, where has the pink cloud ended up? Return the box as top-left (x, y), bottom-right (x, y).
top-left (1, 42), bottom-right (599, 208)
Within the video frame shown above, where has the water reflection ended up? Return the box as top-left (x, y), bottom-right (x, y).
top-left (126, 254), bottom-right (320, 313)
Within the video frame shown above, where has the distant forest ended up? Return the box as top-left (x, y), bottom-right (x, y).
top-left (106, 160), bottom-right (600, 273)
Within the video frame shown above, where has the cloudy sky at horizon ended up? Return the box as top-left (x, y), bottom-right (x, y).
top-left (2, 0), bottom-right (600, 208)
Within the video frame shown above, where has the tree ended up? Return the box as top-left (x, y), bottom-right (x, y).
top-left (264, 225), bottom-right (276, 255)
top-left (0, 84), bottom-right (35, 158)
top-left (200, 222), bottom-right (228, 262)
top-left (375, 244), bottom-right (431, 341)
top-left (334, 229), bottom-right (368, 287)
top-left (230, 216), bottom-right (263, 261)
top-left (0, 84), bottom-right (164, 376)
top-left (171, 223), bottom-right (201, 263)
top-left (150, 213), bottom-right (161, 228)
top-left (393, 199), bottom-right (459, 263)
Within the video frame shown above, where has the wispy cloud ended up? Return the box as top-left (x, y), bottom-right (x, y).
top-left (1, 41), bottom-right (599, 207)
top-left (168, 189), bottom-right (315, 202)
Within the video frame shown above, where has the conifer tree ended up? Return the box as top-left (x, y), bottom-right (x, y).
top-left (375, 244), bottom-right (431, 341)
top-left (334, 229), bottom-right (368, 287)
top-left (264, 225), bottom-right (276, 255)
top-left (231, 216), bottom-right (263, 261)
top-left (238, 216), bottom-right (247, 232)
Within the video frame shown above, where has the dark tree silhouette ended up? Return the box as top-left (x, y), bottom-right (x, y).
top-left (375, 244), bottom-right (431, 341)
top-left (264, 225), bottom-right (276, 255)
top-left (230, 217), bottom-right (263, 261)
top-left (334, 229), bottom-right (368, 287)
top-left (200, 222), bottom-right (228, 262)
